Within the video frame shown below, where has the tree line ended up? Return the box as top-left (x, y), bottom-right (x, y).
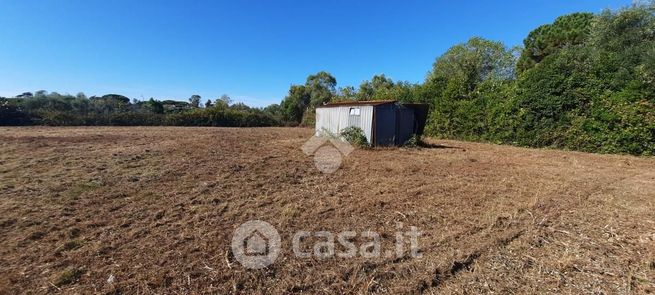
top-left (0, 92), bottom-right (280, 127)
top-left (275, 3), bottom-right (655, 155)
top-left (1, 3), bottom-right (653, 155)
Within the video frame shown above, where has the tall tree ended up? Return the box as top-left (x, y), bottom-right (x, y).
top-left (336, 86), bottom-right (357, 101)
top-left (305, 71), bottom-right (337, 107)
top-left (34, 90), bottom-right (48, 98)
top-left (147, 98), bottom-right (164, 114)
top-left (16, 92), bottom-right (33, 98)
top-left (279, 71), bottom-right (337, 123)
top-left (189, 95), bottom-right (201, 108)
top-left (100, 94), bottom-right (130, 104)
top-left (357, 74), bottom-right (395, 100)
top-left (217, 94), bottom-right (232, 108)
top-left (426, 37), bottom-right (517, 100)
top-left (517, 13), bottom-right (594, 73)
top-left (280, 85), bottom-right (310, 123)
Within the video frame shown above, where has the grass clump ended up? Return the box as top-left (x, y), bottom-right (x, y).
top-left (403, 134), bottom-right (421, 147)
top-left (54, 267), bottom-right (84, 286)
top-left (66, 181), bottom-right (103, 199)
top-left (61, 239), bottom-right (84, 251)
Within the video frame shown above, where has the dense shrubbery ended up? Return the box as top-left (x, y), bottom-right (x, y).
top-left (164, 108), bottom-right (279, 127)
top-left (513, 4), bottom-right (655, 155)
top-left (0, 93), bottom-right (281, 127)
top-left (0, 100), bottom-right (32, 125)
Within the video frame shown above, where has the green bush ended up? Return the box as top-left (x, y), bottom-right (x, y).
top-left (0, 101), bottom-right (32, 126)
top-left (340, 126), bottom-right (369, 148)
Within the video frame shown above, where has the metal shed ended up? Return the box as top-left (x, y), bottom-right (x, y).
top-left (315, 100), bottom-right (429, 146)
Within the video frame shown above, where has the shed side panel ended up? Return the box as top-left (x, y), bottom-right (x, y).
top-left (360, 106), bottom-right (373, 143)
top-left (315, 107), bottom-right (339, 136)
top-left (396, 107), bottom-right (416, 145)
top-left (315, 106), bottom-right (373, 143)
top-left (373, 104), bottom-right (396, 146)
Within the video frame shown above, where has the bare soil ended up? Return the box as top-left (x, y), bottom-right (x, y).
top-left (0, 127), bottom-right (653, 294)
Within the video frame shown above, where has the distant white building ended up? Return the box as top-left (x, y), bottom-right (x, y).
top-left (315, 100), bottom-right (428, 146)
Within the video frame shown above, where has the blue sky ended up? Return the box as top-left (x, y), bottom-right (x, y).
top-left (0, 0), bottom-right (629, 107)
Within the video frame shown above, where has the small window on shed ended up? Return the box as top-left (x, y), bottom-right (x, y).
top-left (349, 108), bottom-right (361, 116)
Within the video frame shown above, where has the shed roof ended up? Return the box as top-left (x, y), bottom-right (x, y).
top-left (316, 100), bottom-right (396, 108)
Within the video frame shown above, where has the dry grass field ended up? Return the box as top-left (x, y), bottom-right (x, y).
top-left (0, 126), bottom-right (653, 294)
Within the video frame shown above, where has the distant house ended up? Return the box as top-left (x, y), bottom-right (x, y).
top-left (161, 100), bottom-right (193, 112)
top-left (315, 100), bottom-right (429, 146)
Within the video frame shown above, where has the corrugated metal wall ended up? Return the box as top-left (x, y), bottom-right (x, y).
top-left (373, 104), bottom-right (396, 146)
top-left (396, 107), bottom-right (416, 145)
top-left (315, 106), bottom-right (374, 143)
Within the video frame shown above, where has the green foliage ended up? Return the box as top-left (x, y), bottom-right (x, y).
top-left (54, 267), bottom-right (84, 286)
top-left (216, 94), bottom-right (232, 108)
top-left (358, 74), bottom-right (395, 100)
top-left (1, 92), bottom-right (280, 127)
top-left (146, 98), bottom-right (164, 114)
top-left (421, 4), bottom-right (655, 155)
top-left (340, 126), bottom-right (369, 148)
top-left (262, 103), bottom-right (284, 123)
top-left (517, 13), bottom-right (594, 73)
top-left (403, 134), bottom-right (420, 147)
top-left (306, 71), bottom-right (337, 107)
top-left (511, 4), bottom-right (655, 155)
top-left (164, 107), bottom-right (278, 127)
top-left (188, 95), bottom-right (201, 108)
top-left (337, 86), bottom-right (357, 100)
top-left (100, 94), bottom-right (130, 104)
top-left (426, 37), bottom-right (517, 101)
top-left (0, 100), bottom-right (32, 125)
top-left (353, 74), bottom-right (425, 103)
top-left (424, 37), bottom-right (518, 141)
top-left (89, 94), bottom-right (130, 113)
top-left (280, 85), bottom-right (310, 124)
top-left (300, 107), bottom-right (316, 127)
top-left (514, 46), bottom-right (599, 147)
top-left (16, 92), bottom-right (33, 98)
top-left (280, 71), bottom-right (337, 124)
